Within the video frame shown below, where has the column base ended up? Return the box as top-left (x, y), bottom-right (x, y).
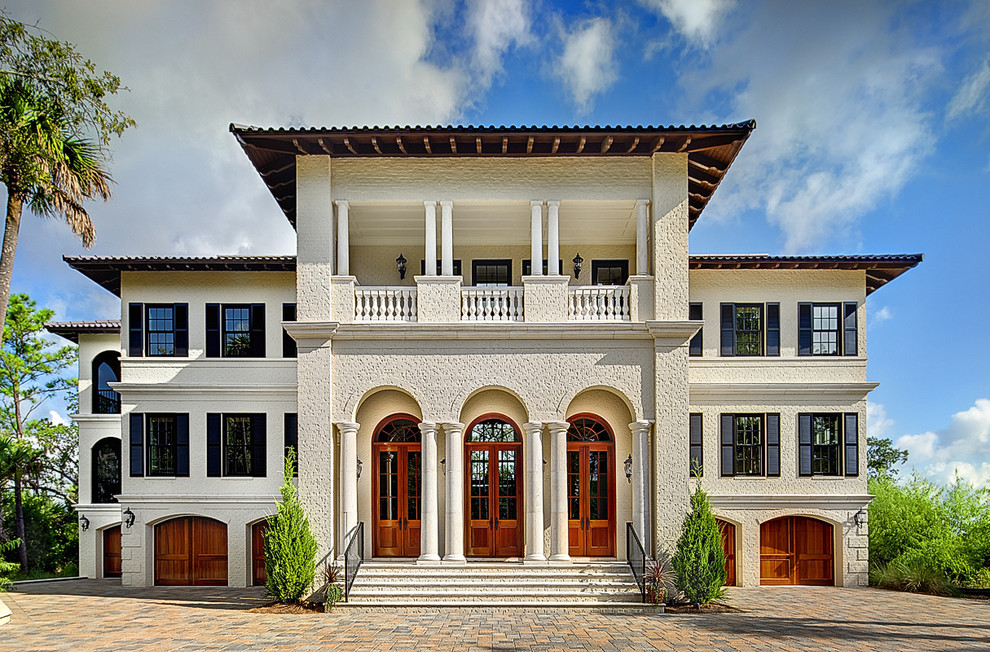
top-left (416, 555), bottom-right (442, 565)
top-left (548, 553), bottom-right (572, 563)
top-left (523, 555), bottom-right (548, 565)
top-left (442, 555), bottom-right (467, 565)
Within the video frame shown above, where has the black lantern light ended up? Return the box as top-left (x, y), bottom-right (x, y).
top-left (79, 515), bottom-right (90, 531)
top-left (572, 253), bottom-right (584, 279)
top-left (356, 458), bottom-right (364, 480)
top-left (123, 507), bottom-right (135, 528)
top-left (396, 253), bottom-right (408, 280)
top-left (854, 508), bottom-right (867, 527)
top-left (624, 454), bottom-right (633, 483)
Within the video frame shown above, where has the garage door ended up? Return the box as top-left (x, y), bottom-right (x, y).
top-left (155, 517), bottom-right (228, 586)
top-left (716, 520), bottom-right (736, 586)
top-left (760, 516), bottom-right (833, 585)
top-left (103, 525), bottom-right (122, 578)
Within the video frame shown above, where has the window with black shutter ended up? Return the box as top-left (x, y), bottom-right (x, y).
top-left (720, 303), bottom-right (766, 356)
top-left (210, 303), bottom-right (266, 357)
top-left (207, 413), bottom-right (222, 476)
top-left (128, 303), bottom-right (188, 357)
top-left (282, 303), bottom-right (297, 358)
top-left (284, 413), bottom-right (298, 477)
top-left (689, 303), bottom-right (703, 357)
top-left (129, 413), bottom-right (143, 477)
top-left (218, 413), bottom-right (267, 477)
top-left (799, 302), bottom-right (858, 356)
top-left (689, 414), bottom-right (703, 476)
top-left (720, 413), bottom-right (779, 477)
top-left (799, 412), bottom-right (859, 477)
top-left (146, 414), bottom-right (188, 477)
top-left (844, 303), bottom-right (858, 356)
top-left (844, 413), bottom-right (859, 476)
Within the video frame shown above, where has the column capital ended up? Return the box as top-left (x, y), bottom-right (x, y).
top-left (629, 420), bottom-right (653, 435)
top-left (546, 200), bottom-right (560, 208)
top-left (546, 420), bottom-right (570, 435)
top-left (336, 421), bottom-right (360, 434)
top-left (417, 421), bottom-right (438, 435)
top-left (440, 421), bottom-right (465, 433)
top-left (424, 199), bottom-right (437, 208)
top-left (530, 200), bottom-right (545, 208)
top-left (635, 199), bottom-right (650, 207)
top-left (334, 199), bottom-right (350, 209)
top-left (439, 199), bottom-right (453, 208)
top-left (522, 421), bottom-right (544, 435)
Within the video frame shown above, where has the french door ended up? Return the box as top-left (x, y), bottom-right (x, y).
top-left (373, 444), bottom-right (422, 557)
top-left (567, 443), bottom-right (615, 557)
top-left (466, 443), bottom-right (523, 557)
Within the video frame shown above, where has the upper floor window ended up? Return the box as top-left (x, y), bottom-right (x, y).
top-left (420, 259), bottom-right (462, 275)
top-left (591, 260), bottom-right (629, 285)
top-left (689, 303), bottom-right (703, 357)
top-left (798, 302), bottom-right (858, 356)
top-left (799, 412), bottom-right (859, 477)
top-left (92, 437), bottom-right (121, 503)
top-left (720, 413), bottom-right (780, 477)
top-left (282, 303), bottom-right (297, 358)
top-left (720, 303), bottom-right (780, 356)
top-left (92, 351), bottom-right (121, 414)
top-left (472, 259), bottom-right (511, 286)
top-left (127, 303), bottom-right (188, 357)
top-left (522, 259), bottom-right (563, 276)
top-left (207, 413), bottom-right (267, 477)
top-left (128, 413), bottom-right (189, 477)
top-left (206, 303), bottom-right (265, 358)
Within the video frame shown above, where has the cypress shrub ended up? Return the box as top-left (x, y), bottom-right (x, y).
top-left (263, 451), bottom-right (317, 602)
top-left (672, 482), bottom-right (726, 605)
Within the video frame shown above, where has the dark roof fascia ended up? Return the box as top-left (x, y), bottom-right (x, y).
top-left (63, 255), bottom-right (297, 296)
top-left (45, 320), bottom-right (121, 343)
top-left (229, 121), bottom-right (756, 231)
top-left (689, 254), bottom-right (924, 294)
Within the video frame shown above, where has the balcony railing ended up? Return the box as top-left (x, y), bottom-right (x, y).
top-left (568, 286), bottom-right (631, 321)
top-left (355, 287), bottom-right (417, 322)
top-left (461, 287), bottom-right (524, 322)
top-left (95, 389), bottom-right (121, 414)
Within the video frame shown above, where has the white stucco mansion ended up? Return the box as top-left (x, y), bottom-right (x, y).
top-left (49, 122), bottom-right (920, 596)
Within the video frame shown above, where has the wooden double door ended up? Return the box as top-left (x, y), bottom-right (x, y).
top-left (373, 442), bottom-right (422, 557)
top-left (466, 442), bottom-right (523, 557)
top-left (760, 516), bottom-right (834, 585)
top-left (567, 442), bottom-right (615, 556)
top-left (154, 516), bottom-right (228, 586)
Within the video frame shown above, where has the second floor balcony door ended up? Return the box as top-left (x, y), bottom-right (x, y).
top-left (372, 416), bottom-right (422, 558)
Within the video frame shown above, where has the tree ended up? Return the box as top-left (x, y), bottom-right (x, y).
top-left (0, 15), bottom-right (134, 340)
top-left (263, 451), bottom-right (317, 602)
top-left (0, 293), bottom-right (76, 570)
top-left (868, 436), bottom-right (909, 479)
top-left (672, 482), bottom-right (726, 606)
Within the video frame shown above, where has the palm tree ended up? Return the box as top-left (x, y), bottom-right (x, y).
top-left (0, 77), bottom-right (112, 345)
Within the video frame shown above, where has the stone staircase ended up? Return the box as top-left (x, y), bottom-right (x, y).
top-left (343, 560), bottom-right (658, 610)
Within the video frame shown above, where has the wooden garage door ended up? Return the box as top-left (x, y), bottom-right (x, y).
top-left (155, 517), bottom-right (228, 586)
top-left (760, 516), bottom-right (833, 585)
top-left (103, 525), bottom-right (122, 578)
top-left (716, 520), bottom-right (735, 586)
top-left (252, 520), bottom-right (268, 586)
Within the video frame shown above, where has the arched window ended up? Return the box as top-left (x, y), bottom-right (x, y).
top-left (467, 418), bottom-right (520, 442)
top-left (567, 417), bottom-right (612, 442)
top-left (92, 351), bottom-right (121, 414)
top-left (375, 418), bottom-right (421, 443)
top-left (92, 437), bottom-right (121, 503)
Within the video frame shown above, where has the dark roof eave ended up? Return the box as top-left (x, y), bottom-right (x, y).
top-left (45, 320), bottom-right (121, 343)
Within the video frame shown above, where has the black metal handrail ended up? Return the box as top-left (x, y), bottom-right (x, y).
top-left (626, 521), bottom-right (647, 603)
top-left (343, 522), bottom-right (364, 601)
top-left (95, 389), bottom-right (121, 414)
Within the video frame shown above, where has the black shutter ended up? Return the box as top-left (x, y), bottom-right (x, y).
top-left (250, 303), bottom-right (266, 358)
top-left (766, 414), bottom-right (780, 477)
top-left (175, 414), bottom-right (189, 477)
top-left (766, 303), bottom-right (780, 356)
top-left (129, 413), bottom-right (143, 477)
top-left (284, 413), bottom-right (298, 477)
top-left (689, 413), bottom-right (703, 476)
top-left (206, 304), bottom-right (221, 357)
top-left (798, 303), bottom-right (812, 356)
top-left (845, 413), bottom-right (859, 476)
top-left (173, 303), bottom-right (189, 357)
top-left (720, 304), bottom-right (735, 356)
top-left (844, 302), bottom-right (858, 356)
top-left (251, 414), bottom-right (267, 477)
top-left (720, 414), bottom-right (735, 476)
top-left (282, 303), bottom-right (297, 358)
top-left (798, 414), bottom-right (813, 476)
top-left (207, 413), bottom-right (222, 477)
top-left (128, 303), bottom-right (143, 357)
top-left (689, 303), bottom-right (703, 357)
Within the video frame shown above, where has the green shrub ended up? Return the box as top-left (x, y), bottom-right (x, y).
top-left (964, 567), bottom-right (990, 590)
top-left (1, 492), bottom-right (78, 574)
top-left (873, 556), bottom-right (957, 596)
top-left (263, 451), bottom-right (317, 603)
top-left (672, 482), bottom-right (726, 605)
top-left (0, 539), bottom-right (19, 591)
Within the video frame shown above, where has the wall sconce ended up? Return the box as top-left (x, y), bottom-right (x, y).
top-left (122, 507), bottom-right (135, 528)
top-left (624, 455), bottom-right (633, 483)
top-left (396, 253), bottom-right (407, 280)
top-left (572, 253), bottom-right (584, 279)
top-left (543, 458), bottom-right (547, 467)
top-left (440, 458), bottom-right (446, 476)
top-left (854, 508), bottom-right (866, 527)
top-left (356, 458), bottom-right (364, 480)
top-left (79, 515), bottom-right (90, 531)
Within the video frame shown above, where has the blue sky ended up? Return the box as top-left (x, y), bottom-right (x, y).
top-left (6, 0), bottom-right (990, 486)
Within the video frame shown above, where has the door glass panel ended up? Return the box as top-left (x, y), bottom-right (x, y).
top-left (470, 450), bottom-right (489, 520)
top-left (567, 450), bottom-right (581, 520)
top-left (406, 450), bottom-right (421, 521)
top-left (498, 449), bottom-right (517, 520)
top-left (590, 451), bottom-right (609, 520)
top-left (378, 451), bottom-right (398, 520)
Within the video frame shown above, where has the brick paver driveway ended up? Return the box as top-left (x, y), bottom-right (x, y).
top-left (1, 580), bottom-right (988, 650)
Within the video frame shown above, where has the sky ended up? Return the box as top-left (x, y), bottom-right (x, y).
top-left (4, 0), bottom-right (989, 487)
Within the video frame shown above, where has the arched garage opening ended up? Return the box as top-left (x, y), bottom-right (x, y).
top-left (154, 516), bottom-right (228, 586)
top-left (715, 519), bottom-right (736, 586)
top-left (760, 515), bottom-right (834, 585)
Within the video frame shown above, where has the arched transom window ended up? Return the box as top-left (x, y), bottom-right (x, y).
top-left (567, 417), bottom-right (612, 442)
top-left (375, 418), bottom-right (421, 443)
top-left (467, 418), bottom-right (520, 442)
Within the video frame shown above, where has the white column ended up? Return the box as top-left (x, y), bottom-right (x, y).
top-left (440, 200), bottom-right (454, 276)
top-left (523, 422), bottom-right (546, 563)
top-left (547, 200), bottom-right (560, 275)
top-left (337, 421), bottom-right (360, 552)
top-left (424, 200), bottom-right (437, 276)
top-left (335, 200), bottom-right (350, 276)
top-left (629, 420), bottom-right (652, 555)
top-left (418, 421), bottom-right (441, 563)
top-left (442, 422), bottom-right (466, 563)
top-left (636, 199), bottom-right (650, 276)
top-left (547, 420), bottom-right (570, 562)
top-left (530, 200), bottom-right (544, 276)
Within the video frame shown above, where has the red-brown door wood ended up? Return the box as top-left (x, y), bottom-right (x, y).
top-left (567, 444), bottom-right (615, 557)
top-left (760, 516), bottom-right (833, 585)
top-left (103, 525), bottom-right (122, 578)
top-left (252, 520), bottom-right (268, 586)
top-left (466, 443), bottom-right (522, 557)
top-left (717, 520), bottom-right (736, 586)
top-left (373, 444), bottom-right (421, 557)
top-left (154, 516), bottom-right (228, 586)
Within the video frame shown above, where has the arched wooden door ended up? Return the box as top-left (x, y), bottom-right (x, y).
top-left (252, 520), bottom-right (269, 586)
top-left (760, 516), bottom-right (834, 585)
top-left (103, 525), bottom-right (122, 578)
top-left (566, 416), bottom-right (616, 557)
top-left (465, 416), bottom-right (523, 557)
top-left (372, 416), bottom-right (422, 558)
top-left (154, 516), bottom-right (228, 586)
top-left (717, 519), bottom-right (736, 586)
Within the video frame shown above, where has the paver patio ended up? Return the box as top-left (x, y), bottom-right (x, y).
top-left (1, 579), bottom-right (987, 651)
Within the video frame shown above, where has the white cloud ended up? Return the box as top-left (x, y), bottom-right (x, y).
top-left (640, 0), bottom-right (735, 47)
top-left (867, 401), bottom-right (895, 439)
top-left (468, 0), bottom-right (531, 88)
top-left (557, 17), bottom-right (617, 112)
top-left (870, 305), bottom-right (893, 326)
top-left (948, 57), bottom-right (990, 120)
top-left (48, 410), bottom-right (68, 426)
top-left (895, 398), bottom-right (990, 487)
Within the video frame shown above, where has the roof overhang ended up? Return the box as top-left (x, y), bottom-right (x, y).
top-left (229, 122), bottom-right (756, 230)
top-left (45, 320), bottom-right (121, 343)
top-left (689, 254), bottom-right (924, 295)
